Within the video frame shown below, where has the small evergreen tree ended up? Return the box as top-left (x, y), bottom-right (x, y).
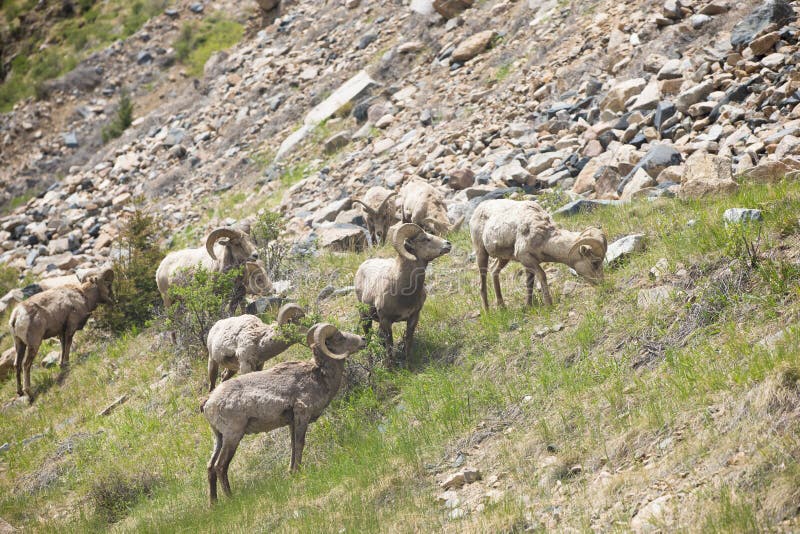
top-left (97, 199), bottom-right (164, 333)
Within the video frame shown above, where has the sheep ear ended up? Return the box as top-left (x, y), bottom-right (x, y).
top-left (579, 245), bottom-right (593, 258)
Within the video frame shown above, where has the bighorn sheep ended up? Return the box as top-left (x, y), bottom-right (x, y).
top-left (9, 268), bottom-right (114, 401)
top-left (470, 199), bottom-right (607, 309)
top-left (399, 178), bottom-right (459, 235)
top-left (354, 223), bottom-right (451, 359)
top-left (352, 187), bottom-right (398, 245)
top-left (155, 227), bottom-right (268, 313)
top-left (206, 303), bottom-right (306, 392)
top-left (202, 323), bottom-right (366, 503)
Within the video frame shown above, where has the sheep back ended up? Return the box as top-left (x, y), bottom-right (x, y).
top-left (471, 199), bottom-right (555, 259)
top-left (10, 286), bottom-right (93, 344)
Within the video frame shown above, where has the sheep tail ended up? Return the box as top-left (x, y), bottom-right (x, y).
top-left (200, 397), bottom-right (208, 413)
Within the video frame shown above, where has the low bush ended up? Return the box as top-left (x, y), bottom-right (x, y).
top-left (101, 89), bottom-right (134, 143)
top-left (96, 201), bottom-right (164, 333)
top-left (164, 266), bottom-right (242, 350)
top-left (89, 470), bottom-right (160, 523)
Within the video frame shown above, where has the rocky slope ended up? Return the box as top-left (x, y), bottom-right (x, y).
top-left (3, 0), bottom-right (800, 289)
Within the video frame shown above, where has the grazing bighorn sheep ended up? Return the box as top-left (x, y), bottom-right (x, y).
top-left (155, 227), bottom-right (267, 312)
top-left (399, 178), bottom-right (459, 236)
top-left (354, 223), bottom-right (451, 359)
top-left (352, 186), bottom-right (398, 245)
top-left (9, 268), bottom-right (114, 402)
top-left (202, 323), bottom-right (366, 503)
top-left (206, 303), bottom-right (306, 392)
top-left (470, 199), bottom-right (607, 309)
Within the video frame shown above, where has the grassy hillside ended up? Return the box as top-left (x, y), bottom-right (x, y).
top-left (0, 180), bottom-right (799, 532)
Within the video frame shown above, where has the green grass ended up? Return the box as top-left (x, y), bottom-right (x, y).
top-left (0, 0), bottom-right (166, 111)
top-left (173, 14), bottom-right (244, 77)
top-left (1, 181), bottom-right (799, 531)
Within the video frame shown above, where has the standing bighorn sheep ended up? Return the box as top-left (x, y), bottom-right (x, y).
top-left (155, 227), bottom-right (269, 313)
top-left (355, 223), bottom-right (451, 359)
top-left (470, 199), bottom-right (607, 309)
top-left (399, 178), bottom-right (460, 236)
top-left (352, 186), bottom-right (398, 246)
top-left (202, 323), bottom-right (366, 503)
top-left (206, 303), bottom-right (306, 391)
top-left (9, 268), bottom-right (114, 401)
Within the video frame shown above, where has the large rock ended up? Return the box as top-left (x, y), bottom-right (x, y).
top-left (452, 30), bottom-right (496, 63)
top-left (316, 223), bottom-right (367, 252)
top-left (553, 199), bottom-right (621, 217)
top-left (277, 71), bottom-right (375, 161)
top-left (723, 208), bottom-right (763, 224)
top-left (621, 168), bottom-right (657, 201)
top-left (433, 0), bottom-right (473, 18)
top-left (676, 81), bottom-right (714, 113)
top-left (605, 234), bottom-right (645, 265)
top-left (491, 160), bottom-right (531, 185)
top-left (312, 198), bottom-right (352, 225)
top-left (730, 0), bottom-right (796, 50)
top-left (602, 78), bottom-right (647, 112)
top-left (679, 153), bottom-right (737, 199)
top-left (0, 347), bottom-right (15, 380)
top-left (617, 144), bottom-right (682, 193)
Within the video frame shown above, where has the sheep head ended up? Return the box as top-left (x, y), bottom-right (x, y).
top-left (354, 191), bottom-right (398, 244)
top-left (205, 227), bottom-right (258, 262)
top-left (244, 261), bottom-right (272, 295)
top-left (306, 323), bottom-right (366, 360)
top-left (86, 267), bottom-right (115, 304)
top-left (567, 227), bottom-right (607, 285)
top-left (392, 223), bottom-right (452, 262)
top-left (276, 303), bottom-right (305, 327)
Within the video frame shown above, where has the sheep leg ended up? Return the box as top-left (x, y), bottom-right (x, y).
top-left (216, 434), bottom-right (242, 497)
top-left (403, 313), bottom-right (419, 360)
top-left (208, 359), bottom-right (219, 392)
top-left (59, 333), bottom-right (73, 368)
top-left (531, 263), bottom-right (552, 306)
top-left (22, 343), bottom-right (39, 401)
top-left (378, 318), bottom-right (394, 357)
top-left (13, 338), bottom-right (25, 397)
top-left (492, 258), bottom-right (510, 309)
top-left (290, 420), bottom-right (309, 472)
top-left (359, 309), bottom-right (373, 337)
top-left (476, 248), bottom-right (490, 310)
top-left (208, 430), bottom-right (223, 504)
top-left (525, 270), bottom-right (536, 307)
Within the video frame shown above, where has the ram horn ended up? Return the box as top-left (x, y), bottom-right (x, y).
top-left (568, 229), bottom-right (607, 260)
top-left (206, 228), bottom-right (244, 260)
top-left (314, 323), bottom-right (349, 360)
top-left (276, 303), bottom-right (305, 327)
top-left (392, 223), bottom-right (422, 261)
top-left (376, 191), bottom-right (397, 213)
top-left (352, 199), bottom-right (377, 216)
top-left (244, 261), bottom-right (271, 294)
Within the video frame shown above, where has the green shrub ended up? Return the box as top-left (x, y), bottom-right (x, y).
top-left (96, 201), bottom-right (164, 333)
top-left (251, 211), bottom-right (291, 279)
top-left (101, 89), bottom-right (134, 143)
top-left (164, 266), bottom-right (242, 350)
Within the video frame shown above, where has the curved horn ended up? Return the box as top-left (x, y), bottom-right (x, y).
top-left (206, 227), bottom-right (244, 260)
top-left (352, 199), bottom-right (377, 216)
top-left (568, 229), bottom-right (607, 260)
top-left (276, 303), bottom-right (305, 326)
top-left (314, 323), bottom-right (349, 360)
top-left (306, 324), bottom-right (320, 347)
top-left (244, 261), bottom-right (271, 294)
top-left (392, 223), bottom-right (422, 261)
top-left (377, 191), bottom-right (397, 213)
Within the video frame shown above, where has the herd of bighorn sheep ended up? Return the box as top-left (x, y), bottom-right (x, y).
top-left (4, 177), bottom-right (609, 505)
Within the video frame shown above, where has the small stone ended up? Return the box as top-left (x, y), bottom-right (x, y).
top-left (98, 394), bottom-right (128, 416)
top-left (723, 208), bottom-right (763, 224)
top-left (748, 31), bottom-right (780, 56)
top-left (452, 30), bottom-right (496, 63)
top-left (637, 286), bottom-right (674, 310)
top-left (441, 472), bottom-right (467, 489)
top-left (63, 132), bottom-right (78, 148)
top-left (690, 14), bottom-right (711, 28)
top-left (41, 351), bottom-right (60, 368)
top-left (189, 2), bottom-right (204, 12)
top-left (324, 131), bottom-right (351, 153)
